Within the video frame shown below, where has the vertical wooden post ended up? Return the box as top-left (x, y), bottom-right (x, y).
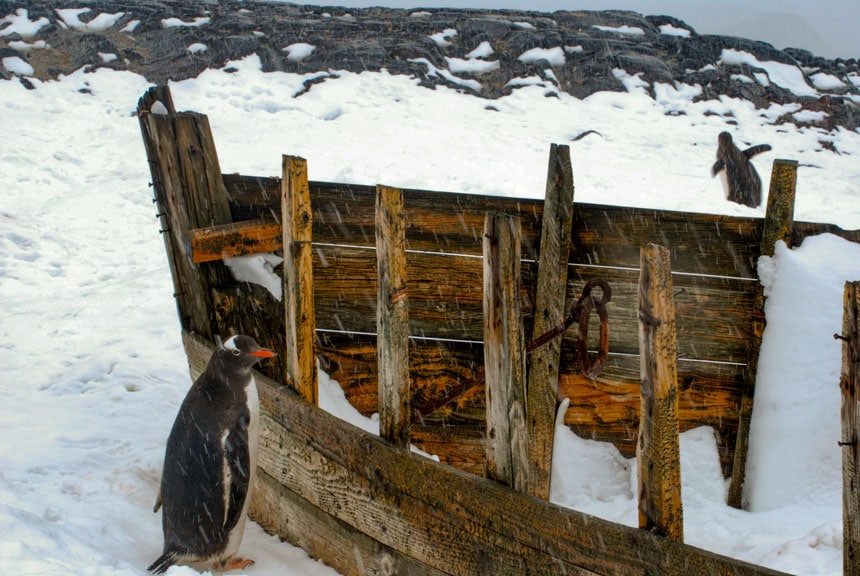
top-left (728, 158), bottom-right (798, 508)
top-left (483, 213), bottom-right (529, 492)
top-left (842, 281), bottom-right (860, 576)
top-left (282, 155), bottom-right (318, 404)
top-left (638, 243), bottom-right (683, 542)
top-left (137, 85), bottom-right (232, 340)
top-left (527, 143), bottom-right (575, 500)
top-left (376, 185), bottom-right (411, 448)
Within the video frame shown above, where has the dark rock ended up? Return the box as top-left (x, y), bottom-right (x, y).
top-left (0, 0), bottom-right (857, 130)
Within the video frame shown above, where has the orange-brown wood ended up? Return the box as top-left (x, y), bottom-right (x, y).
top-left (189, 219), bottom-right (281, 263)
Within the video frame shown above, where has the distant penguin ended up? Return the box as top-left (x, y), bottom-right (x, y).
top-left (711, 131), bottom-right (772, 208)
top-left (149, 335), bottom-right (275, 574)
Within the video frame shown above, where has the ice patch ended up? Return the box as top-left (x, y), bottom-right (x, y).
top-left (429, 28), bottom-right (457, 48)
top-left (187, 43), bottom-right (208, 55)
top-left (446, 56), bottom-right (499, 75)
top-left (99, 53), bottom-right (118, 64)
top-left (8, 40), bottom-right (49, 51)
top-left (793, 109), bottom-right (829, 123)
top-left (810, 72), bottom-right (846, 91)
top-left (408, 58), bottom-right (482, 92)
top-left (466, 41), bottom-right (494, 60)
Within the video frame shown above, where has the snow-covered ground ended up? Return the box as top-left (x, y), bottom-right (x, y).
top-left (1, 46), bottom-right (860, 576)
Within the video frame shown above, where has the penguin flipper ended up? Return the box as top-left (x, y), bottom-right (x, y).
top-left (153, 487), bottom-right (162, 513)
top-left (743, 143), bottom-right (772, 158)
top-left (223, 416), bottom-right (252, 533)
top-left (711, 159), bottom-right (725, 177)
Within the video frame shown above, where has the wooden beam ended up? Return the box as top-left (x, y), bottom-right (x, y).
top-left (183, 330), bottom-right (792, 576)
top-left (376, 185), bottom-right (411, 448)
top-left (527, 143), bottom-right (575, 500)
top-left (282, 155), bottom-right (318, 404)
top-left (136, 85), bottom-right (232, 339)
top-left (483, 213), bottom-right (529, 492)
top-left (638, 243), bottom-right (683, 542)
top-left (728, 158), bottom-right (798, 508)
top-left (842, 281), bottom-right (860, 576)
top-left (189, 218), bottom-right (282, 263)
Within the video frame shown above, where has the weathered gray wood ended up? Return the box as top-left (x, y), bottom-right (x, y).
top-left (376, 185), bottom-right (411, 448)
top-left (728, 159), bottom-right (799, 509)
top-left (842, 281), bottom-right (860, 576)
top-left (282, 155), bottom-right (318, 404)
top-left (638, 243), bottom-right (683, 541)
top-left (527, 143), bottom-right (575, 499)
top-left (182, 330), bottom-right (792, 576)
top-left (483, 213), bottom-right (529, 492)
top-left (137, 87), bottom-right (232, 339)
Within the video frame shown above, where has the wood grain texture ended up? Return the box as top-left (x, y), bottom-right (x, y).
top-left (483, 213), bottom-right (529, 492)
top-left (180, 331), bottom-right (792, 576)
top-left (282, 155), bottom-right (318, 404)
top-left (376, 185), bottom-right (411, 448)
top-left (189, 218), bottom-right (281, 263)
top-left (637, 244), bottom-right (683, 541)
top-left (842, 281), bottom-right (860, 576)
top-left (527, 143), bottom-right (575, 499)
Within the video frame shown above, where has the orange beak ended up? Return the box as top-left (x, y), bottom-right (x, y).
top-left (250, 348), bottom-right (276, 358)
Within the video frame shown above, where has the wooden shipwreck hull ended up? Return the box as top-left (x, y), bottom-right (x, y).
top-left (138, 86), bottom-right (859, 575)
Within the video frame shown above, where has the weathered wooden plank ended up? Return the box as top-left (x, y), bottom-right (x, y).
top-left (317, 331), bottom-right (743, 475)
top-left (376, 185), bottom-right (411, 448)
top-left (483, 213), bottom-right (529, 491)
top-left (224, 175), bottom-right (772, 278)
top-left (282, 155), bottom-right (318, 404)
top-left (842, 281), bottom-right (860, 576)
top-left (527, 143), bottom-right (575, 499)
top-left (252, 469), bottom-right (447, 576)
top-left (186, 331), bottom-right (790, 576)
top-left (312, 245), bottom-right (755, 362)
top-left (637, 244), bottom-right (683, 541)
top-left (138, 95), bottom-right (233, 339)
top-left (188, 218), bottom-right (281, 263)
top-left (728, 159), bottom-right (798, 509)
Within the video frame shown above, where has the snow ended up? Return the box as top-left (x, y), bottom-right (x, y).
top-left (593, 24), bottom-right (645, 36)
top-left (1, 42), bottom-right (860, 576)
top-left (225, 253), bottom-right (285, 301)
top-left (161, 17), bottom-right (211, 29)
top-left (465, 40), bottom-right (494, 60)
top-left (55, 8), bottom-right (125, 32)
top-left (719, 48), bottom-right (819, 98)
top-left (0, 8), bottom-right (50, 38)
top-left (2, 56), bottom-right (34, 76)
top-left (282, 43), bottom-right (316, 62)
top-left (660, 23), bottom-right (692, 38)
top-left (428, 27), bottom-right (457, 48)
top-left (811, 72), bottom-right (847, 91)
top-left (187, 43), bottom-right (208, 55)
top-left (518, 46), bottom-right (565, 67)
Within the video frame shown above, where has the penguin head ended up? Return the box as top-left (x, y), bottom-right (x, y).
top-left (221, 335), bottom-right (276, 369)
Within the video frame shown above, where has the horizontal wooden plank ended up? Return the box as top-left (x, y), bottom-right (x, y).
top-left (313, 245), bottom-right (755, 363)
top-left (204, 334), bottom-right (789, 576)
top-left (224, 174), bottom-right (860, 277)
top-left (189, 218), bottom-right (281, 263)
top-left (318, 332), bottom-right (742, 475)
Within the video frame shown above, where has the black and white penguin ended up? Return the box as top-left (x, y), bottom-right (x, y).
top-left (711, 131), bottom-right (772, 208)
top-left (149, 335), bottom-right (275, 574)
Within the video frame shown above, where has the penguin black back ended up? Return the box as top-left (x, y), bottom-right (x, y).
top-left (711, 131), bottom-right (772, 208)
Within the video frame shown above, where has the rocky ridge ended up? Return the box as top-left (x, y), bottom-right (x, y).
top-left (1, 0), bottom-right (859, 131)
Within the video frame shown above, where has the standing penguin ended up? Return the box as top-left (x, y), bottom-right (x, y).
top-left (149, 335), bottom-right (275, 574)
top-left (711, 131), bottom-right (772, 208)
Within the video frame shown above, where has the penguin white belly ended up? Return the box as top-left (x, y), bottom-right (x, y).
top-left (718, 168), bottom-right (730, 200)
top-left (222, 377), bottom-right (260, 560)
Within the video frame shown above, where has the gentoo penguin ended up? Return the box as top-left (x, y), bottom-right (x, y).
top-left (149, 335), bottom-right (275, 574)
top-left (711, 131), bottom-right (772, 208)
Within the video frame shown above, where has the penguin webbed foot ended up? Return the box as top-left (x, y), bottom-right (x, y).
top-left (215, 556), bottom-right (255, 571)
